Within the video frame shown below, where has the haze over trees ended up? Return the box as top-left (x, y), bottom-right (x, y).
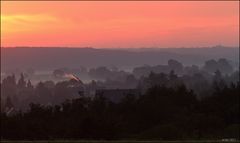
top-left (1, 58), bottom-right (238, 110)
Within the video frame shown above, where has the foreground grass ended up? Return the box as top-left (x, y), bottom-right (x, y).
top-left (1, 140), bottom-right (239, 143)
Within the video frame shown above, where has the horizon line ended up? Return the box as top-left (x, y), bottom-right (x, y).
top-left (1, 45), bottom-right (239, 49)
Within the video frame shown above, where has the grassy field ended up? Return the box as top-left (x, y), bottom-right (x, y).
top-left (1, 140), bottom-right (239, 143)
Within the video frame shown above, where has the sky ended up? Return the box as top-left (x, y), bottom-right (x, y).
top-left (1, 1), bottom-right (239, 48)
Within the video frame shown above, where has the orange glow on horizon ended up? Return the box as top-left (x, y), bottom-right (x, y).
top-left (1, 1), bottom-right (239, 48)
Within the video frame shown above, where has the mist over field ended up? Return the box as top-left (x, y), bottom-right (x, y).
top-left (1, 46), bottom-right (239, 72)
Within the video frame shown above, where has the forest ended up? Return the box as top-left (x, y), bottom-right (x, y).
top-left (1, 58), bottom-right (239, 140)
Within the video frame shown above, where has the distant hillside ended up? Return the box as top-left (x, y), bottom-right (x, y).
top-left (1, 47), bottom-right (239, 71)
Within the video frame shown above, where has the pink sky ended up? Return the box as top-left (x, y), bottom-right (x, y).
top-left (1, 1), bottom-right (239, 48)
